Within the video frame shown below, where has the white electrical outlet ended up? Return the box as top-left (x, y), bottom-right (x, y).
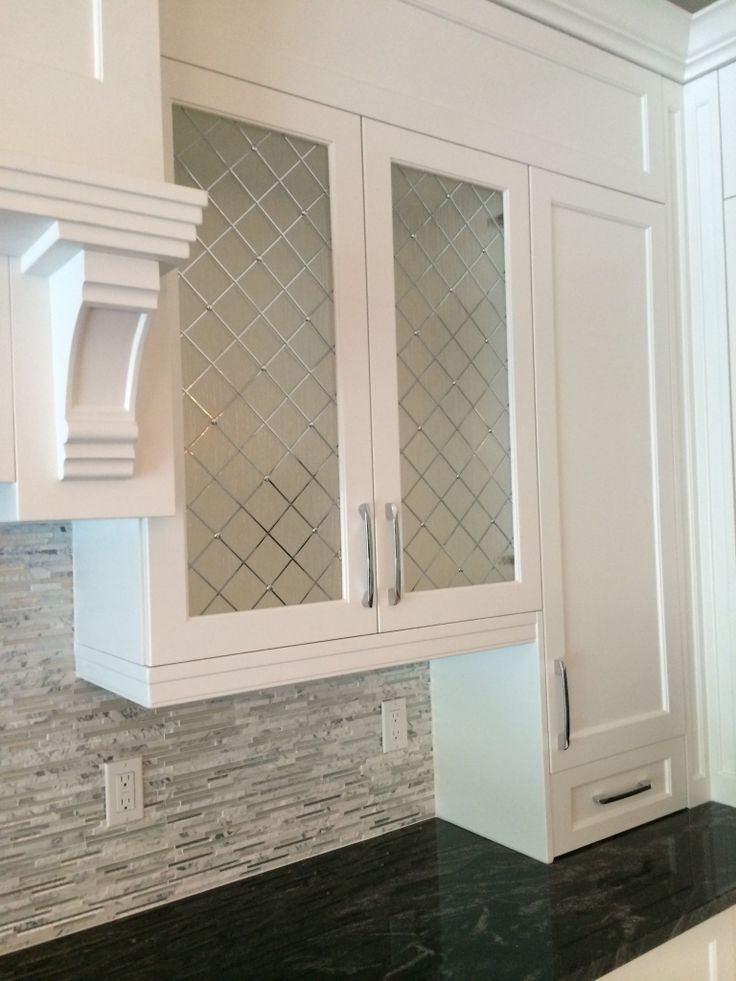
top-left (381, 697), bottom-right (408, 753)
top-left (103, 757), bottom-right (144, 827)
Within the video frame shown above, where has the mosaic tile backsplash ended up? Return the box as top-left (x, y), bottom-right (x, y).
top-left (0, 523), bottom-right (434, 954)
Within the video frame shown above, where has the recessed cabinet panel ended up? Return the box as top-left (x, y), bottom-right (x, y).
top-left (365, 121), bottom-right (541, 633)
top-left (532, 170), bottom-right (685, 773)
top-left (720, 62), bottom-right (736, 202)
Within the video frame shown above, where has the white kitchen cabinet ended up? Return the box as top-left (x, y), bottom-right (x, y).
top-left (73, 64), bottom-right (540, 706)
top-left (720, 62), bottom-right (736, 202)
top-left (530, 169), bottom-right (687, 854)
top-left (600, 907), bottom-right (736, 980)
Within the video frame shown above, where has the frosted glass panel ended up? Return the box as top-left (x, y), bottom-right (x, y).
top-left (392, 164), bottom-right (514, 591)
top-left (173, 105), bottom-right (341, 616)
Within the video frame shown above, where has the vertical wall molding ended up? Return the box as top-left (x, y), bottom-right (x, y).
top-left (663, 79), bottom-right (710, 805)
top-left (0, 259), bottom-right (14, 483)
top-left (683, 72), bottom-right (736, 804)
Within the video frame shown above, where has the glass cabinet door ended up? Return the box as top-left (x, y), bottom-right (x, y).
top-left (363, 121), bottom-right (540, 631)
top-left (147, 69), bottom-right (376, 659)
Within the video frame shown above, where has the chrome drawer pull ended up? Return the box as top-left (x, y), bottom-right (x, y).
top-left (358, 503), bottom-right (374, 609)
top-left (593, 781), bottom-right (652, 806)
top-left (386, 502), bottom-right (402, 606)
top-left (554, 659), bottom-right (570, 751)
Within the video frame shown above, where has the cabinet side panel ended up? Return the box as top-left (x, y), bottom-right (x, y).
top-left (683, 75), bottom-right (736, 806)
top-left (720, 63), bottom-right (736, 202)
top-left (430, 644), bottom-right (551, 863)
top-left (0, 257), bottom-right (14, 483)
top-left (73, 519), bottom-right (148, 666)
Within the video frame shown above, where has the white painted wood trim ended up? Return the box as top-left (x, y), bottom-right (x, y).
top-left (687, 2), bottom-right (736, 84)
top-left (160, 1), bottom-right (666, 202)
top-left (0, 151), bottom-right (205, 488)
top-left (683, 74), bottom-right (736, 805)
top-left (0, 150), bottom-right (205, 269)
top-left (721, 63), bottom-right (736, 202)
top-left (662, 78), bottom-right (711, 807)
top-left (76, 611), bottom-right (538, 707)
top-left (403, 0), bottom-right (736, 83)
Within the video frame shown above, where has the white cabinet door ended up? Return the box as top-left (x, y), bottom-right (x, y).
top-left (138, 65), bottom-right (378, 659)
top-left (363, 120), bottom-right (541, 633)
top-left (531, 170), bottom-right (686, 773)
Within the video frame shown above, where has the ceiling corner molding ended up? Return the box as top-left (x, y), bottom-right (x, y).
top-left (0, 151), bottom-right (206, 481)
top-left (686, 0), bottom-right (736, 81)
top-left (402, 0), bottom-right (736, 83)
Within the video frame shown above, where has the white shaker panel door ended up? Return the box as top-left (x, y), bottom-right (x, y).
top-left (532, 170), bottom-right (686, 773)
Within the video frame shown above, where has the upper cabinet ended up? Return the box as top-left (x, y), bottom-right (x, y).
top-left (73, 65), bottom-right (541, 706)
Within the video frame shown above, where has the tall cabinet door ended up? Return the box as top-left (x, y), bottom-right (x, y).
top-left (144, 64), bottom-right (377, 661)
top-left (531, 170), bottom-right (686, 774)
top-left (363, 121), bottom-right (541, 633)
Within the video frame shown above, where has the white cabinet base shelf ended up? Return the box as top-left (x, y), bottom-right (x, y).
top-left (76, 611), bottom-right (538, 707)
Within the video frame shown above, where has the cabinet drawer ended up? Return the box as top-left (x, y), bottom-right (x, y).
top-left (551, 738), bottom-right (687, 856)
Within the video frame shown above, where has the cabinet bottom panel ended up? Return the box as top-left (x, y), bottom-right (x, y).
top-left (551, 737), bottom-right (687, 856)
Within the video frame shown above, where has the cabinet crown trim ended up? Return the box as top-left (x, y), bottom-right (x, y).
top-left (403, 0), bottom-right (736, 83)
top-left (0, 150), bottom-right (206, 483)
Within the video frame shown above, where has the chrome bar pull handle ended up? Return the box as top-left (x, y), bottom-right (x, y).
top-left (555, 659), bottom-right (570, 751)
top-left (594, 781), bottom-right (652, 806)
top-left (386, 502), bottom-right (402, 606)
top-left (359, 503), bottom-right (374, 609)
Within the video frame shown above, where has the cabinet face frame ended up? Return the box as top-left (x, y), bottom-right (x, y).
top-left (531, 169), bottom-right (686, 772)
top-left (144, 62), bottom-right (378, 662)
top-left (363, 120), bottom-right (541, 632)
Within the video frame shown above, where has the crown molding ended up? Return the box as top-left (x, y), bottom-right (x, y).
top-left (403, 0), bottom-right (736, 83)
top-left (687, 0), bottom-right (736, 81)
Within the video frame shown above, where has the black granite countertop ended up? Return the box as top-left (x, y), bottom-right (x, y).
top-left (3, 802), bottom-right (736, 980)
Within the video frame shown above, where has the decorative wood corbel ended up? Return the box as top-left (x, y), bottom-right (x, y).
top-left (0, 151), bottom-right (206, 481)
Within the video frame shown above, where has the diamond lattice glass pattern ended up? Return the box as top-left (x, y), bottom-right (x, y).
top-left (392, 164), bottom-right (515, 591)
top-left (173, 105), bottom-right (342, 616)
